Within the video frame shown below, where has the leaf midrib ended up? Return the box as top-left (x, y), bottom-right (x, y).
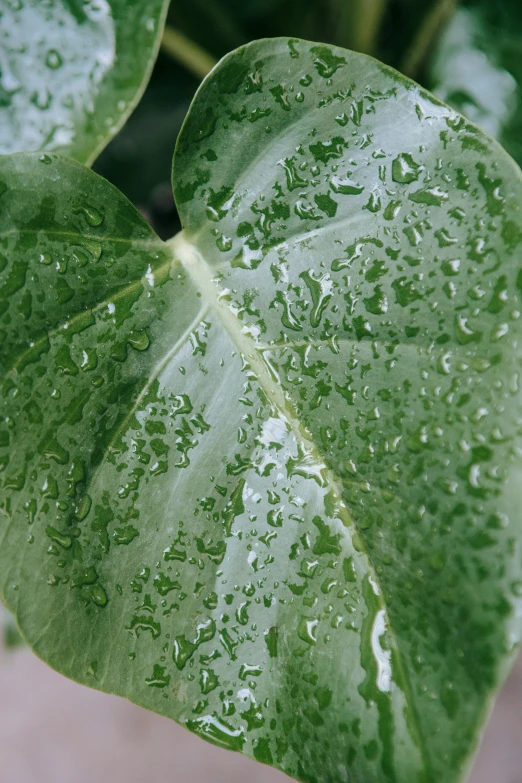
top-left (170, 230), bottom-right (432, 778)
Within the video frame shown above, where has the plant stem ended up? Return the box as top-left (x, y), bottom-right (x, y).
top-left (332, 0), bottom-right (388, 55)
top-left (161, 26), bottom-right (218, 81)
top-left (401, 0), bottom-right (458, 78)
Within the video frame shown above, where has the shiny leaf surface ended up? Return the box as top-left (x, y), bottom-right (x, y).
top-left (0, 0), bottom-right (170, 164)
top-left (2, 38), bottom-right (522, 783)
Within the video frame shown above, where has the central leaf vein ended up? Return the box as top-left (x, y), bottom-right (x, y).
top-left (170, 230), bottom-right (431, 774)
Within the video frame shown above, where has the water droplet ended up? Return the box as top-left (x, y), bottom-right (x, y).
top-left (298, 616), bottom-right (318, 645)
top-left (186, 714), bottom-right (245, 751)
top-left (90, 584), bottom-right (108, 608)
top-left (392, 153), bottom-right (421, 183)
top-left (45, 49), bottom-right (63, 69)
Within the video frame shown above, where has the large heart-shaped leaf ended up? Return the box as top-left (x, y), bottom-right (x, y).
top-left (1, 38), bottom-right (522, 783)
top-left (0, 0), bottom-right (170, 164)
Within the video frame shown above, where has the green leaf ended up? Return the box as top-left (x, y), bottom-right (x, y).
top-left (0, 0), bottom-right (170, 164)
top-left (427, 2), bottom-right (522, 167)
top-left (2, 38), bottom-right (522, 783)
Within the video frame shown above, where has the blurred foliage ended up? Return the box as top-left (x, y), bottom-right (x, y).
top-left (1, 606), bottom-right (23, 651)
top-left (94, 0), bottom-right (522, 240)
top-left (427, 0), bottom-right (522, 166)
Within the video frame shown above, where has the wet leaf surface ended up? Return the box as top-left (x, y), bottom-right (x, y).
top-left (0, 0), bottom-right (170, 164)
top-left (1, 38), bottom-right (522, 783)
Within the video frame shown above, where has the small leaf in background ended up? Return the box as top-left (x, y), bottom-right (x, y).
top-left (2, 37), bottom-right (522, 783)
top-left (0, 0), bottom-right (170, 164)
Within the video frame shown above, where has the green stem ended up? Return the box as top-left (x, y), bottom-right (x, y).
top-left (401, 0), bottom-right (458, 78)
top-left (161, 26), bottom-right (218, 81)
top-left (332, 0), bottom-right (388, 55)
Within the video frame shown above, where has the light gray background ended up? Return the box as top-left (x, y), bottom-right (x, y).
top-left (0, 644), bottom-right (520, 783)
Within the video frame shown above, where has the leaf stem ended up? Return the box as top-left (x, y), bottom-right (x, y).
top-left (161, 26), bottom-right (218, 81)
top-left (401, 0), bottom-right (458, 78)
top-left (332, 0), bottom-right (388, 55)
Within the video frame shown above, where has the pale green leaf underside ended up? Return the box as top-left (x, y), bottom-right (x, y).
top-left (1, 38), bottom-right (522, 783)
top-left (0, 0), bottom-right (169, 165)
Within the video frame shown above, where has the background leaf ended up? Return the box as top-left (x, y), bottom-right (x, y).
top-left (427, 0), bottom-right (522, 167)
top-left (0, 0), bottom-right (170, 164)
top-left (2, 38), bottom-right (522, 783)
